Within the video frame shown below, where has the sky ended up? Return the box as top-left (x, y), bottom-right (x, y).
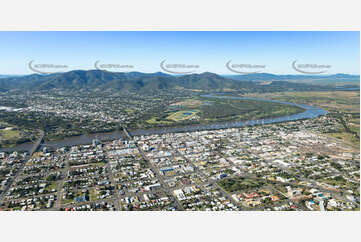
top-left (0, 31), bottom-right (359, 75)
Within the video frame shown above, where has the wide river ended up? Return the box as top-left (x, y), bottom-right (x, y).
top-left (0, 94), bottom-right (328, 152)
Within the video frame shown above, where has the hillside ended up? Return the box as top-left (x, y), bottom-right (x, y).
top-left (0, 70), bottom-right (358, 93)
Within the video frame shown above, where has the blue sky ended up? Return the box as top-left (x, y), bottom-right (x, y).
top-left (0, 31), bottom-right (359, 75)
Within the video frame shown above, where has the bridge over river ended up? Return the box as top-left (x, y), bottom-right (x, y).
top-left (0, 95), bottom-right (327, 152)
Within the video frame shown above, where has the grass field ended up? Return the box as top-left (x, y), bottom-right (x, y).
top-left (0, 129), bottom-right (20, 140)
top-left (0, 121), bottom-right (23, 147)
top-left (89, 188), bottom-right (98, 202)
top-left (45, 181), bottom-right (59, 193)
top-left (125, 109), bottom-right (135, 115)
top-left (0, 128), bottom-right (21, 148)
top-left (166, 110), bottom-right (199, 121)
top-left (325, 132), bottom-right (360, 149)
top-left (349, 125), bottom-right (360, 136)
top-left (146, 117), bottom-right (173, 125)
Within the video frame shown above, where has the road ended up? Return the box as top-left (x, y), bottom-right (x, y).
top-left (105, 160), bottom-right (121, 211)
top-left (173, 148), bottom-right (243, 210)
top-left (52, 154), bottom-right (70, 210)
top-left (123, 127), bottom-right (184, 211)
top-left (0, 130), bottom-right (44, 202)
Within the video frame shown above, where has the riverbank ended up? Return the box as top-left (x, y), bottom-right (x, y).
top-left (0, 94), bottom-right (328, 153)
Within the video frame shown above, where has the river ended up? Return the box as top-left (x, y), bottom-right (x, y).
top-left (0, 94), bottom-right (328, 153)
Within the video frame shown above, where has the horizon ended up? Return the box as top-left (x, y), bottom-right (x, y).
top-left (1, 70), bottom-right (360, 77)
top-left (0, 31), bottom-right (359, 75)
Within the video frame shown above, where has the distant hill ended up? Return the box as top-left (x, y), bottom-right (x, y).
top-left (224, 73), bottom-right (279, 81)
top-left (0, 70), bottom-right (358, 93)
top-left (225, 73), bottom-right (360, 86)
top-left (0, 74), bottom-right (25, 79)
top-left (0, 70), bottom-right (252, 91)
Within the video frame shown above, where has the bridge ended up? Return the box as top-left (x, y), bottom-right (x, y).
top-left (123, 127), bottom-right (132, 139)
top-left (30, 130), bottom-right (44, 155)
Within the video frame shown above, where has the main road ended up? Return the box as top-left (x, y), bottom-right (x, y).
top-left (0, 130), bottom-right (44, 201)
top-left (123, 127), bottom-right (184, 211)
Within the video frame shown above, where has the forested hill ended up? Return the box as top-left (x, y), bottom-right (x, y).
top-left (0, 70), bottom-right (357, 93)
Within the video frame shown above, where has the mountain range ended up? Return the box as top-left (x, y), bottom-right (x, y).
top-left (0, 70), bottom-right (359, 93)
top-left (225, 73), bottom-right (359, 81)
